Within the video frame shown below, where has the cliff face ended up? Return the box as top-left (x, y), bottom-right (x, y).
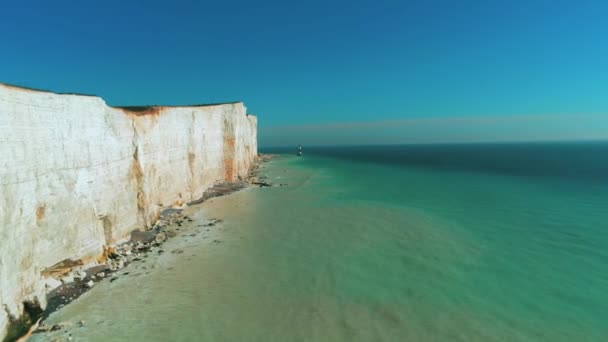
top-left (0, 83), bottom-right (257, 338)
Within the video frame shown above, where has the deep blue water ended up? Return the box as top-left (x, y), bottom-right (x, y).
top-left (264, 141), bottom-right (608, 182)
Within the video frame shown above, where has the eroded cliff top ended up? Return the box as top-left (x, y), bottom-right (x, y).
top-left (0, 82), bottom-right (244, 113)
top-left (115, 102), bottom-right (244, 116)
top-left (1, 82), bottom-right (98, 97)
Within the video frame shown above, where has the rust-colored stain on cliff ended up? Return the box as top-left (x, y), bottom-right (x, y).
top-left (35, 205), bottom-right (46, 223)
top-left (101, 216), bottom-right (113, 246)
top-left (223, 138), bottom-right (236, 181)
top-left (224, 159), bottom-right (234, 181)
top-left (96, 245), bottom-right (116, 265)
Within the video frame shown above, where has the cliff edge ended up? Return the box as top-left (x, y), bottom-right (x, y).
top-left (0, 83), bottom-right (257, 339)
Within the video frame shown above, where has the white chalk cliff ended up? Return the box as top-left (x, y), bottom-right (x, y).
top-left (0, 83), bottom-right (257, 338)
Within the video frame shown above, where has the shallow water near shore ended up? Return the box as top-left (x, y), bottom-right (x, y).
top-left (34, 143), bottom-right (608, 341)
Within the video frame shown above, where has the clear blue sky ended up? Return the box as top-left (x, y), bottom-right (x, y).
top-left (2, 0), bottom-right (607, 146)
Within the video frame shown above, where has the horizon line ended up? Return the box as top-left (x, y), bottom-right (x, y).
top-left (259, 138), bottom-right (608, 149)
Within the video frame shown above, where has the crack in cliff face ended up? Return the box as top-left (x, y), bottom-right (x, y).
top-left (188, 152), bottom-right (196, 186)
top-left (187, 112), bottom-right (197, 198)
top-left (222, 118), bottom-right (236, 182)
top-left (129, 119), bottom-right (148, 229)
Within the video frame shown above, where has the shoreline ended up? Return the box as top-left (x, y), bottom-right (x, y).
top-left (9, 154), bottom-right (278, 342)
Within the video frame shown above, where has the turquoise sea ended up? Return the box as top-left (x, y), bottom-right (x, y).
top-left (36, 142), bottom-right (608, 341)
